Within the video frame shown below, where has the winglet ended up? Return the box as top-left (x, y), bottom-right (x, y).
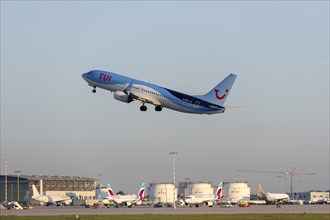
top-left (123, 80), bottom-right (135, 95)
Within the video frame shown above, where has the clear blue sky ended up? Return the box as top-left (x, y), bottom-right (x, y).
top-left (1, 1), bottom-right (329, 194)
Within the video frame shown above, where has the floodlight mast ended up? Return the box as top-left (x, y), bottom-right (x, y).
top-left (4, 159), bottom-right (7, 203)
top-left (169, 152), bottom-right (178, 209)
top-left (14, 170), bottom-right (21, 201)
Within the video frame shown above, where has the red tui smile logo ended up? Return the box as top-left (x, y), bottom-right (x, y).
top-left (215, 89), bottom-right (228, 100)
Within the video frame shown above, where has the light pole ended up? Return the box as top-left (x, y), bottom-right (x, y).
top-left (14, 170), bottom-right (21, 201)
top-left (98, 173), bottom-right (103, 186)
top-left (4, 159), bottom-right (7, 203)
top-left (185, 178), bottom-right (190, 199)
top-left (169, 152), bottom-right (178, 209)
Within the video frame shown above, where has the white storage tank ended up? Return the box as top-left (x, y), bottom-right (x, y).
top-left (223, 181), bottom-right (251, 203)
top-left (187, 181), bottom-right (213, 195)
top-left (148, 182), bottom-right (177, 207)
top-left (178, 181), bottom-right (214, 198)
top-left (182, 182), bottom-right (213, 196)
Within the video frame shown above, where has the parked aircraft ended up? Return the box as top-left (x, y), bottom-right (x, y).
top-left (304, 194), bottom-right (329, 204)
top-left (4, 201), bottom-right (23, 210)
top-left (102, 183), bottom-right (145, 207)
top-left (31, 184), bottom-right (72, 206)
top-left (257, 181), bottom-right (290, 204)
top-left (82, 70), bottom-right (237, 114)
top-left (184, 182), bottom-right (224, 207)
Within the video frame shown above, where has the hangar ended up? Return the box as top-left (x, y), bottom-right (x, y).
top-left (0, 175), bottom-right (98, 204)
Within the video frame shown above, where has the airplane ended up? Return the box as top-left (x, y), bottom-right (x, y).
top-left (304, 194), bottom-right (329, 204)
top-left (98, 183), bottom-right (116, 206)
top-left (102, 183), bottom-right (145, 208)
top-left (257, 181), bottom-right (290, 204)
top-left (31, 184), bottom-right (72, 206)
top-left (82, 70), bottom-right (237, 114)
top-left (184, 182), bottom-right (224, 207)
top-left (4, 201), bottom-right (23, 210)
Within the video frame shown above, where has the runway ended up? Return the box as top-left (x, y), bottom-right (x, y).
top-left (1, 205), bottom-right (329, 216)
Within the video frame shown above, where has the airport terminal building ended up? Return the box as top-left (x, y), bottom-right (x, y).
top-left (0, 175), bottom-right (97, 204)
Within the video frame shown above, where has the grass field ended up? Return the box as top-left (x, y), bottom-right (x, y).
top-left (1, 214), bottom-right (329, 220)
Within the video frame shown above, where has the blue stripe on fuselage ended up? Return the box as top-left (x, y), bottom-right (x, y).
top-left (160, 87), bottom-right (224, 110)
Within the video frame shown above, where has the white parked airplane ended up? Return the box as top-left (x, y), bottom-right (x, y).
top-left (6, 201), bottom-right (23, 210)
top-left (257, 181), bottom-right (290, 204)
top-left (31, 184), bottom-right (72, 206)
top-left (184, 182), bottom-right (224, 207)
top-left (82, 70), bottom-right (237, 114)
top-left (102, 183), bottom-right (145, 208)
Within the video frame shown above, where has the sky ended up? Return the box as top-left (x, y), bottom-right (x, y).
top-left (1, 1), bottom-right (329, 194)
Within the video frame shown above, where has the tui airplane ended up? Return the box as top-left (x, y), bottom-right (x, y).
top-left (82, 70), bottom-right (236, 114)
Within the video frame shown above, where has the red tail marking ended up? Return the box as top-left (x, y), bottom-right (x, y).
top-left (108, 189), bottom-right (115, 196)
top-left (139, 189), bottom-right (145, 200)
top-left (215, 89), bottom-right (228, 100)
top-left (217, 188), bottom-right (223, 199)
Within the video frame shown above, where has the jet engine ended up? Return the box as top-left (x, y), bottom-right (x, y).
top-left (102, 199), bottom-right (111, 205)
top-left (125, 201), bottom-right (132, 207)
top-left (63, 199), bottom-right (72, 206)
top-left (206, 201), bottom-right (214, 207)
top-left (113, 91), bottom-right (133, 103)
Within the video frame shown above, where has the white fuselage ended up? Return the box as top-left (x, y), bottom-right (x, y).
top-left (185, 194), bottom-right (217, 206)
top-left (32, 195), bottom-right (72, 205)
top-left (102, 194), bottom-right (139, 207)
top-left (263, 192), bottom-right (290, 202)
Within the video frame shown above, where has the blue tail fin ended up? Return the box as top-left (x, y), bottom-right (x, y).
top-left (198, 74), bottom-right (237, 106)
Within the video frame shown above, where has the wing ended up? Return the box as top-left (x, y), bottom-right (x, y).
top-left (123, 81), bottom-right (161, 106)
top-left (51, 197), bottom-right (69, 202)
top-left (129, 92), bottom-right (161, 106)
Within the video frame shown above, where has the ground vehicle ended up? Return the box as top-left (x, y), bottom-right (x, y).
top-left (238, 201), bottom-right (250, 207)
top-left (23, 205), bottom-right (33, 210)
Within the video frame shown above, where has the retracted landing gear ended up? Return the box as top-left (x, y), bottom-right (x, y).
top-left (92, 86), bottom-right (96, 93)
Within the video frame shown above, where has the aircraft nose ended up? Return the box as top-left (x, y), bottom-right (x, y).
top-left (81, 72), bottom-right (90, 81)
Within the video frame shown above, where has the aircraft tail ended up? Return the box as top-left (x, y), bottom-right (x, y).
top-left (107, 184), bottom-right (115, 196)
top-left (32, 184), bottom-right (40, 197)
top-left (198, 73), bottom-right (237, 106)
top-left (257, 181), bottom-right (264, 198)
top-left (215, 182), bottom-right (224, 199)
top-left (137, 183), bottom-right (145, 200)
